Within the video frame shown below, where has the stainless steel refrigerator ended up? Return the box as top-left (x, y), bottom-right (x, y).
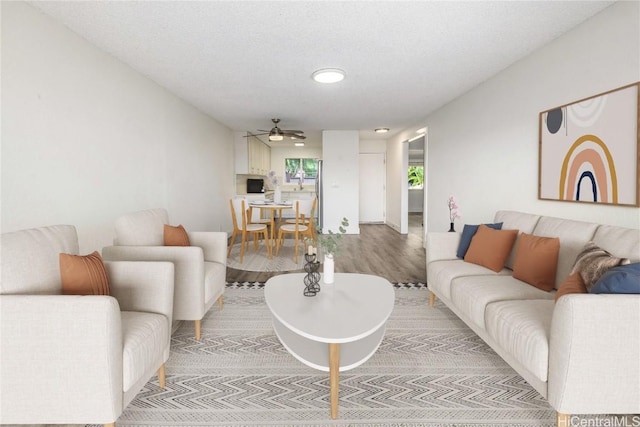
top-left (315, 160), bottom-right (323, 230)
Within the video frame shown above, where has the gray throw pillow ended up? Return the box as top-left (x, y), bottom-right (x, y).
top-left (571, 241), bottom-right (630, 290)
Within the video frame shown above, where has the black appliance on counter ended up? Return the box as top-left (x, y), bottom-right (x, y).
top-left (247, 178), bottom-right (264, 193)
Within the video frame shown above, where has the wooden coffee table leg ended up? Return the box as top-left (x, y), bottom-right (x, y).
top-left (329, 343), bottom-right (340, 419)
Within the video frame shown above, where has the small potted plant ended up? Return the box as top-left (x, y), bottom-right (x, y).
top-left (307, 217), bottom-right (349, 284)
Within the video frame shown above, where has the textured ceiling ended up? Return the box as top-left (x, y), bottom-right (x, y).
top-left (30, 1), bottom-right (614, 146)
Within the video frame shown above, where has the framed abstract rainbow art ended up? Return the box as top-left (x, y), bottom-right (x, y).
top-left (539, 82), bottom-right (640, 207)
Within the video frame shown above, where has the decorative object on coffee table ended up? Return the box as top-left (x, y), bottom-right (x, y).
top-left (447, 195), bottom-right (461, 232)
top-left (312, 217), bottom-right (349, 284)
top-left (303, 252), bottom-right (321, 296)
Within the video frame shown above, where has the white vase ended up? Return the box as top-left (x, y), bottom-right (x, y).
top-left (323, 254), bottom-right (334, 284)
top-left (274, 187), bottom-right (282, 204)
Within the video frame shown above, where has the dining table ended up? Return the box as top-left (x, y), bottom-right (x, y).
top-left (247, 201), bottom-right (293, 247)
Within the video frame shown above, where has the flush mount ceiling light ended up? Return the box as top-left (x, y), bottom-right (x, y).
top-left (312, 68), bottom-right (346, 84)
top-left (375, 128), bottom-right (389, 133)
top-left (269, 134), bottom-right (284, 141)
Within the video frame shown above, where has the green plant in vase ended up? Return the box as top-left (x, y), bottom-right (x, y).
top-left (308, 217), bottom-right (349, 284)
top-left (315, 217), bottom-right (349, 256)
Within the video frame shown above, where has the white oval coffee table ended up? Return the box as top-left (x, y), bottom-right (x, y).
top-left (264, 273), bottom-right (395, 419)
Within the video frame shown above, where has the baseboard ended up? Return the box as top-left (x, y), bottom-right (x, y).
top-left (387, 222), bottom-right (401, 232)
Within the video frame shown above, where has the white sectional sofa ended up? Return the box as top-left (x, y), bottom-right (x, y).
top-left (426, 211), bottom-right (639, 426)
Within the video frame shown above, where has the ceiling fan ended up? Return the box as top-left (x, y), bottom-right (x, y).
top-left (252, 118), bottom-right (306, 141)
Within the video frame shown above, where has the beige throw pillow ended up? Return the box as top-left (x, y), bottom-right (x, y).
top-left (571, 241), bottom-right (630, 290)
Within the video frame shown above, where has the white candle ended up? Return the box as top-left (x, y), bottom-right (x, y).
top-left (308, 245), bottom-right (313, 256)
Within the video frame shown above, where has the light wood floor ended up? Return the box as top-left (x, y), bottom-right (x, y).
top-left (226, 220), bottom-right (426, 284)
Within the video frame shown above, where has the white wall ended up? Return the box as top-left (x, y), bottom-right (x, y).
top-left (360, 139), bottom-right (387, 154)
top-left (422, 1), bottom-right (640, 232)
top-left (322, 131), bottom-right (360, 234)
top-left (1, 2), bottom-right (235, 252)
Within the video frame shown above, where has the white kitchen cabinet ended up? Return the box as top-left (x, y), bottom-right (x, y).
top-left (235, 132), bottom-right (270, 175)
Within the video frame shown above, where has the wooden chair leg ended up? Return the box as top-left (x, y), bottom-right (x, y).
top-left (253, 232), bottom-right (259, 251)
top-left (157, 364), bottom-right (166, 388)
top-left (239, 231), bottom-right (247, 263)
top-left (226, 230), bottom-right (237, 257)
top-left (276, 230), bottom-right (284, 255)
top-left (263, 230), bottom-right (272, 258)
top-left (218, 295), bottom-right (224, 310)
top-left (556, 413), bottom-right (570, 427)
top-left (429, 292), bottom-right (436, 307)
top-left (194, 319), bottom-right (202, 340)
top-left (293, 232), bottom-right (299, 264)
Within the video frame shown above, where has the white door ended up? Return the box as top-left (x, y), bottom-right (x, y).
top-left (359, 153), bottom-right (385, 223)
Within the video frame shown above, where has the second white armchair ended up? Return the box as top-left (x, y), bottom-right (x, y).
top-left (102, 209), bottom-right (227, 340)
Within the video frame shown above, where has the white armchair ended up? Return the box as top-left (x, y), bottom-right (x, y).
top-left (0, 225), bottom-right (174, 427)
top-left (102, 208), bottom-right (227, 340)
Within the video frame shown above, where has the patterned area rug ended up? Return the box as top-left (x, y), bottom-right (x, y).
top-left (227, 239), bottom-right (309, 272)
top-left (114, 284), bottom-right (561, 426)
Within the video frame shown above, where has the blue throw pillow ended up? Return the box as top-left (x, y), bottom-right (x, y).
top-left (456, 222), bottom-right (503, 259)
top-left (589, 263), bottom-right (640, 294)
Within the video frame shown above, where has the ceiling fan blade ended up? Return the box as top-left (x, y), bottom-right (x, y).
top-left (283, 133), bottom-right (306, 139)
top-left (282, 130), bottom-right (303, 134)
top-left (246, 132), bottom-right (269, 137)
top-left (257, 129), bottom-right (272, 133)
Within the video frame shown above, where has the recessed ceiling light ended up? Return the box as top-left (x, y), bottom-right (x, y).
top-left (375, 128), bottom-right (389, 133)
top-left (416, 127), bottom-right (427, 134)
top-left (312, 68), bottom-right (346, 84)
top-left (294, 142), bottom-right (305, 147)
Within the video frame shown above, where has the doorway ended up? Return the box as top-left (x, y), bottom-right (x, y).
top-left (359, 152), bottom-right (386, 223)
top-left (407, 136), bottom-right (424, 238)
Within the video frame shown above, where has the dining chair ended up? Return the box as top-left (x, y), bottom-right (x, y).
top-left (228, 198), bottom-right (271, 263)
top-left (275, 199), bottom-right (314, 263)
top-left (283, 197), bottom-right (317, 240)
top-left (247, 200), bottom-right (274, 231)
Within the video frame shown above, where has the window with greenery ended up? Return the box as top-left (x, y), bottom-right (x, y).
top-left (285, 158), bottom-right (319, 184)
top-left (408, 166), bottom-right (424, 189)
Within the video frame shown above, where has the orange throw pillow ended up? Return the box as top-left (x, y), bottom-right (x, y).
top-left (555, 272), bottom-right (587, 302)
top-left (60, 251), bottom-right (110, 295)
top-left (512, 233), bottom-right (560, 291)
top-left (164, 224), bottom-right (190, 246)
top-left (464, 225), bottom-right (518, 272)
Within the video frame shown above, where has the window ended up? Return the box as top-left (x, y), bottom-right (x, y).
top-left (285, 158), bottom-right (319, 184)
